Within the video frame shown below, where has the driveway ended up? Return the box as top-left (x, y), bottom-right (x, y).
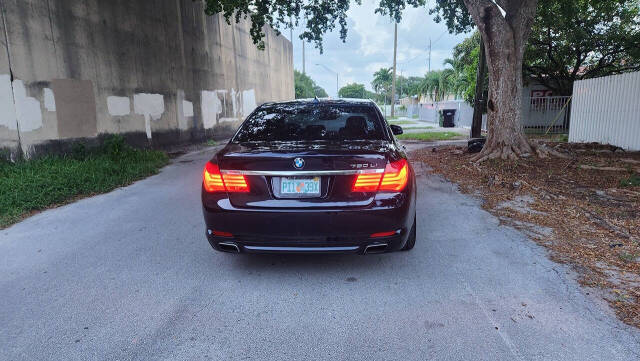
top-left (1, 144), bottom-right (638, 361)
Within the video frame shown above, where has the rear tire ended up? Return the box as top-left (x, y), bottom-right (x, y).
top-left (401, 215), bottom-right (416, 251)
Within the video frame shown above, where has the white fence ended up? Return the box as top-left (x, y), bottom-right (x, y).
top-left (409, 100), bottom-right (479, 127)
top-left (569, 71), bottom-right (640, 150)
top-left (522, 96), bottom-right (571, 134)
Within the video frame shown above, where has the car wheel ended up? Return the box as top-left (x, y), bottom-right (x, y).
top-left (401, 215), bottom-right (416, 251)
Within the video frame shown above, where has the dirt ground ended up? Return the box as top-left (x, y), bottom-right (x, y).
top-left (411, 141), bottom-right (640, 328)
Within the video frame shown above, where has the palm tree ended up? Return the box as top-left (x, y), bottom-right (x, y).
top-left (442, 58), bottom-right (468, 99)
top-left (372, 67), bottom-right (393, 108)
top-left (416, 58), bottom-right (469, 102)
top-left (372, 67), bottom-right (392, 95)
top-left (419, 71), bottom-right (446, 101)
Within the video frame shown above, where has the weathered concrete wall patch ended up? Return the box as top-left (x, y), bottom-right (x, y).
top-left (201, 90), bottom-right (222, 129)
top-left (52, 79), bottom-right (98, 139)
top-left (133, 93), bottom-right (165, 139)
top-left (0, 74), bottom-right (18, 130)
top-left (43, 88), bottom-right (56, 112)
top-left (231, 89), bottom-right (238, 118)
top-left (242, 89), bottom-right (256, 117)
top-left (183, 100), bottom-right (193, 118)
top-left (107, 96), bottom-right (131, 116)
top-left (12, 80), bottom-right (43, 132)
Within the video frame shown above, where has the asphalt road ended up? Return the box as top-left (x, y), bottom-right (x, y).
top-left (1, 145), bottom-right (639, 361)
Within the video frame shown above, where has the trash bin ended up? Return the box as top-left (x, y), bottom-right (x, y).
top-left (443, 109), bottom-right (456, 127)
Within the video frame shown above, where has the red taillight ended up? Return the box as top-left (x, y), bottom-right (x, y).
top-left (379, 159), bottom-right (409, 191)
top-left (352, 159), bottom-right (409, 192)
top-left (203, 162), bottom-right (249, 193)
top-left (203, 162), bottom-right (225, 192)
top-left (212, 230), bottom-right (233, 237)
top-left (222, 174), bottom-right (250, 192)
top-left (352, 173), bottom-right (382, 192)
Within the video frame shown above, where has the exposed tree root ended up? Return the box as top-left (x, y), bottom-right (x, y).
top-left (471, 138), bottom-right (570, 163)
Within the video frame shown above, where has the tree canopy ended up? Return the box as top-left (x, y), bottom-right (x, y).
top-left (524, 0), bottom-right (640, 95)
top-left (449, 32), bottom-right (486, 103)
top-left (371, 67), bottom-right (393, 96)
top-left (449, 0), bottom-right (640, 98)
top-left (204, 0), bottom-right (427, 52)
top-left (294, 70), bottom-right (328, 98)
top-left (338, 83), bottom-right (372, 98)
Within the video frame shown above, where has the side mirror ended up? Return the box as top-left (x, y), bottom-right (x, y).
top-left (390, 124), bottom-right (403, 135)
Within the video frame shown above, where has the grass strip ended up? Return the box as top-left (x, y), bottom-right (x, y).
top-left (396, 131), bottom-right (461, 141)
top-left (0, 136), bottom-right (168, 228)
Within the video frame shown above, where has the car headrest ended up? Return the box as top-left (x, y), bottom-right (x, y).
top-left (345, 116), bottom-right (366, 130)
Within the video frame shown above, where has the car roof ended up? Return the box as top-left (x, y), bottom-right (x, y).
top-left (260, 98), bottom-right (376, 107)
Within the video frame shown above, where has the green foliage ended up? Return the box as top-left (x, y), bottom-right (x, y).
top-left (204, 0), bottom-right (426, 52)
top-left (388, 120), bottom-right (416, 125)
top-left (102, 134), bottom-right (130, 160)
top-left (449, 32), bottom-right (488, 105)
top-left (620, 174), bottom-right (640, 187)
top-left (372, 67), bottom-right (393, 95)
top-left (525, 0), bottom-right (640, 95)
top-left (416, 69), bottom-right (461, 101)
top-left (445, 1), bottom-right (640, 100)
top-left (70, 142), bottom-right (88, 160)
top-left (400, 76), bottom-right (424, 98)
top-left (294, 70), bottom-right (328, 98)
top-left (429, 0), bottom-right (472, 34)
top-left (338, 83), bottom-right (372, 98)
top-left (0, 135), bottom-right (168, 228)
top-left (396, 131), bottom-right (460, 141)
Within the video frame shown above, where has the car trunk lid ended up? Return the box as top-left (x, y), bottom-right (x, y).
top-left (218, 141), bottom-right (393, 209)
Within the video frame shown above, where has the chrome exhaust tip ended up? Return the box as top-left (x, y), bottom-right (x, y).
top-left (218, 242), bottom-right (240, 253)
top-left (364, 243), bottom-right (388, 254)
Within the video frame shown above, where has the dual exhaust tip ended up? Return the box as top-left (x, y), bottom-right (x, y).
top-left (363, 243), bottom-right (388, 254)
top-left (217, 242), bottom-right (388, 254)
top-left (218, 242), bottom-right (240, 253)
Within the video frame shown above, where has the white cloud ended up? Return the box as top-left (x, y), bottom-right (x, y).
top-left (365, 62), bottom-right (389, 73)
top-left (286, 0), bottom-right (472, 96)
top-left (348, 1), bottom-right (391, 56)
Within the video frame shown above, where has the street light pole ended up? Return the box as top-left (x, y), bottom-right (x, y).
top-left (315, 63), bottom-right (339, 98)
top-left (391, 22), bottom-right (398, 117)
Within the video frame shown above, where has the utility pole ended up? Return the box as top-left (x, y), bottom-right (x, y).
top-left (399, 69), bottom-right (403, 100)
top-left (471, 36), bottom-right (487, 139)
top-left (390, 22), bottom-right (398, 117)
top-left (302, 39), bottom-right (306, 74)
top-left (315, 63), bottom-right (338, 98)
top-left (428, 37), bottom-right (431, 72)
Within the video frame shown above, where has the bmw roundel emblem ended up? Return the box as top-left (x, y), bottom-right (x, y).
top-left (293, 157), bottom-right (305, 169)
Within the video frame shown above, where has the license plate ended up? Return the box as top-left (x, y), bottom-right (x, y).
top-left (280, 177), bottom-right (320, 195)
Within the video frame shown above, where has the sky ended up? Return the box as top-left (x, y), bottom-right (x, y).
top-left (282, 0), bottom-right (473, 97)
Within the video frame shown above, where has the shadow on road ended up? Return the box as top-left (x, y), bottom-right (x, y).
top-left (221, 251), bottom-right (410, 274)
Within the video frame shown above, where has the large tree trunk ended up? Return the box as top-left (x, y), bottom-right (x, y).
top-left (463, 0), bottom-right (558, 161)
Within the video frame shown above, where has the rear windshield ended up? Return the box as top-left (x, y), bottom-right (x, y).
top-left (233, 103), bottom-right (387, 142)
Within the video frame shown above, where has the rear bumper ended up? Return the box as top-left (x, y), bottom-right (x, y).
top-left (202, 192), bottom-right (415, 254)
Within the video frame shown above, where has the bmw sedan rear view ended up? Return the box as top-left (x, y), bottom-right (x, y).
top-left (201, 99), bottom-right (416, 254)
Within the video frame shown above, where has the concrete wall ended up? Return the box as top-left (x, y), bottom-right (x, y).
top-left (0, 0), bottom-right (293, 158)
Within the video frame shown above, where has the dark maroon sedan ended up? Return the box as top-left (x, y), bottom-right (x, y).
top-left (201, 99), bottom-right (416, 254)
